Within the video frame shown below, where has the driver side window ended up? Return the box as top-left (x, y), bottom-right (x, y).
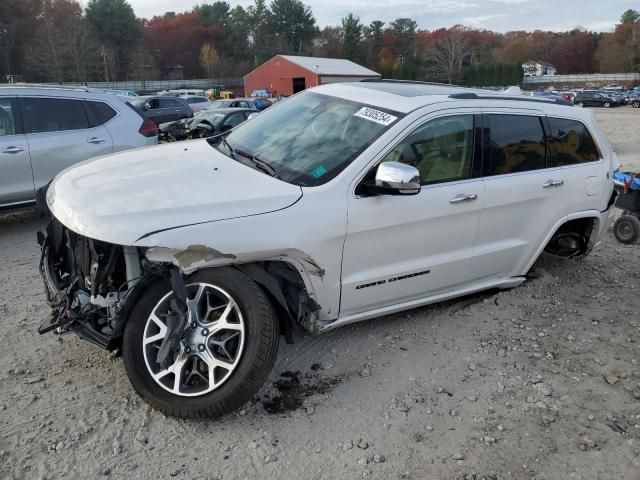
top-left (382, 115), bottom-right (474, 185)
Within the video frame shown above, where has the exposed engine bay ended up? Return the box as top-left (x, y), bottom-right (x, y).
top-left (38, 218), bottom-right (150, 348)
top-left (37, 216), bottom-right (315, 351)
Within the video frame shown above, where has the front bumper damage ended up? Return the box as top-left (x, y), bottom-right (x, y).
top-left (36, 216), bottom-right (188, 350)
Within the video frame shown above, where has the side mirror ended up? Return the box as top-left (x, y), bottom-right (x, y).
top-left (367, 161), bottom-right (421, 195)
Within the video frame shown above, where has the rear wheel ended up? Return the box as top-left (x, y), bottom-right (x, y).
top-left (604, 101), bottom-right (611, 108)
top-left (632, 101), bottom-right (640, 108)
top-left (613, 215), bottom-right (640, 244)
top-left (576, 102), bottom-right (584, 107)
top-left (122, 267), bottom-right (279, 418)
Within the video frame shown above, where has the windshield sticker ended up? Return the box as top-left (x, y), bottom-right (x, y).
top-left (353, 107), bottom-right (398, 126)
top-left (310, 165), bottom-right (328, 178)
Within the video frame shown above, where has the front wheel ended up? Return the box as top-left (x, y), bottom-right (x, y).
top-left (613, 215), bottom-right (640, 244)
top-left (632, 101), bottom-right (640, 108)
top-left (122, 267), bottom-right (279, 418)
top-left (604, 101), bottom-right (611, 108)
top-left (576, 102), bottom-right (584, 107)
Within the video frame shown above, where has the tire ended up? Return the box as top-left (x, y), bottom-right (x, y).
top-left (613, 215), bottom-right (640, 244)
top-left (122, 267), bottom-right (279, 418)
top-left (576, 102), bottom-right (584, 107)
top-left (604, 102), bottom-right (611, 108)
top-left (633, 101), bottom-right (640, 108)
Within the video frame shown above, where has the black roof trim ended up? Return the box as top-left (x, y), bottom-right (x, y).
top-left (448, 92), bottom-right (573, 106)
top-left (360, 78), bottom-right (455, 87)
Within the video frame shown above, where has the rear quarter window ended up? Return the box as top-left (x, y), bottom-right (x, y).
top-left (484, 114), bottom-right (546, 176)
top-left (547, 117), bottom-right (600, 166)
top-left (85, 101), bottom-right (117, 127)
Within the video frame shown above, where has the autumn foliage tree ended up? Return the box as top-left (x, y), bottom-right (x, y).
top-left (3, 0), bottom-right (640, 85)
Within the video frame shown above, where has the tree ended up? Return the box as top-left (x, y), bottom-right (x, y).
top-left (24, 0), bottom-right (102, 82)
top-left (144, 12), bottom-right (221, 77)
top-left (85, 0), bottom-right (140, 80)
top-left (267, 0), bottom-right (317, 55)
top-left (621, 9), bottom-right (640, 24)
top-left (390, 18), bottom-right (417, 66)
top-left (200, 42), bottom-right (219, 77)
top-left (194, 1), bottom-right (231, 27)
top-left (341, 13), bottom-right (362, 61)
top-left (0, 0), bottom-right (42, 80)
top-left (430, 27), bottom-right (469, 83)
top-left (247, 0), bottom-right (270, 65)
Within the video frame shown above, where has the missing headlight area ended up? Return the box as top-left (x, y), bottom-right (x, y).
top-left (37, 218), bottom-right (134, 347)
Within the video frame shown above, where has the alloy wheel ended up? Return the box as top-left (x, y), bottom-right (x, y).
top-left (142, 283), bottom-right (245, 397)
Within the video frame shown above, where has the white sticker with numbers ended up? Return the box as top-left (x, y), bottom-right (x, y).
top-left (353, 107), bottom-right (397, 126)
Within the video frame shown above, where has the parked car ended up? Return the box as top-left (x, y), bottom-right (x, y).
top-left (159, 108), bottom-right (256, 141)
top-left (0, 84), bottom-right (157, 211)
top-left (208, 97), bottom-right (272, 111)
top-left (37, 81), bottom-right (616, 418)
top-left (179, 95), bottom-right (212, 113)
top-left (130, 95), bottom-right (193, 125)
top-left (626, 94), bottom-right (640, 108)
top-left (574, 91), bottom-right (622, 108)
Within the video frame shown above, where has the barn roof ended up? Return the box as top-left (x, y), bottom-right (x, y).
top-left (279, 55), bottom-right (380, 77)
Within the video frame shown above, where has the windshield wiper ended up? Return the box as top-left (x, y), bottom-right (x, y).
top-left (217, 135), bottom-right (236, 159)
top-left (234, 149), bottom-right (279, 179)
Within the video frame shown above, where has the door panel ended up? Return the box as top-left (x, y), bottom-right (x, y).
top-left (27, 126), bottom-right (113, 191)
top-left (341, 112), bottom-right (484, 317)
top-left (21, 96), bottom-right (113, 190)
top-left (341, 180), bottom-right (485, 316)
top-left (474, 111), bottom-right (565, 278)
top-left (0, 97), bottom-right (33, 205)
top-left (474, 169), bottom-right (565, 278)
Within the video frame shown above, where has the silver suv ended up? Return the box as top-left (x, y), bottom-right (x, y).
top-left (0, 84), bottom-right (158, 211)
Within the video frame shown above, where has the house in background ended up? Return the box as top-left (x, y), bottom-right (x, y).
top-left (522, 61), bottom-right (557, 77)
top-left (243, 55), bottom-right (381, 97)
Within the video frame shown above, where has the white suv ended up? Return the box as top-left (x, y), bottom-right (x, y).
top-left (0, 84), bottom-right (158, 211)
top-left (37, 81), bottom-right (617, 418)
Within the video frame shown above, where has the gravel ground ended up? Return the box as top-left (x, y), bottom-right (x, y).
top-left (0, 107), bottom-right (639, 480)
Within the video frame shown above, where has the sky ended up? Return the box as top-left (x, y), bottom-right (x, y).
top-left (126, 0), bottom-right (635, 32)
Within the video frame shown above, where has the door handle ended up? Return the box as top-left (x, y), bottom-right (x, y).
top-left (2, 145), bottom-right (24, 154)
top-left (449, 193), bottom-right (478, 204)
top-left (543, 179), bottom-right (564, 188)
top-left (87, 137), bottom-right (106, 144)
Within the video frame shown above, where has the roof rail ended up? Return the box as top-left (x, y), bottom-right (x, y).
top-left (0, 83), bottom-right (91, 93)
top-left (360, 78), bottom-right (457, 87)
top-left (448, 92), bottom-right (573, 106)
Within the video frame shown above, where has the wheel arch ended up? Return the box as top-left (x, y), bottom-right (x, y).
top-left (523, 211), bottom-right (602, 274)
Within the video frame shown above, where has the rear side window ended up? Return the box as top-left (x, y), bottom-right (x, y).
top-left (547, 117), bottom-right (600, 166)
top-left (0, 98), bottom-right (17, 136)
top-left (158, 98), bottom-right (175, 108)
top-left (484, 114), bottom-right (546, 176)
top-left (85, 101), bottom-right (117, 126)
top-left (22, 98), bottom-right (89, 133)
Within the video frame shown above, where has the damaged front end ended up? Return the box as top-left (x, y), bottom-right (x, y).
top-left (37, 217), bottom-right (148, 349)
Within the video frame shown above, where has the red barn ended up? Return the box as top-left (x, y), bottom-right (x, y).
top-left (243, 55), bottom-right (381, 97)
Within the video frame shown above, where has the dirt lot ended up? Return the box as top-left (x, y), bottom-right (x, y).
top-left (0, 107), bottom-right (639, 480)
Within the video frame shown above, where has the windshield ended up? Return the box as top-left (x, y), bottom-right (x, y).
top-left (221, 91), bottom-right (401, 186)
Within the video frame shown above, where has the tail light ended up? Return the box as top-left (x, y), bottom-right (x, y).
top-left (139, 118), bottom-right (158, 137)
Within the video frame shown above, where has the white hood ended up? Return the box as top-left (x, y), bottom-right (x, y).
top-left (47, 140), bottom-right (302, 245)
